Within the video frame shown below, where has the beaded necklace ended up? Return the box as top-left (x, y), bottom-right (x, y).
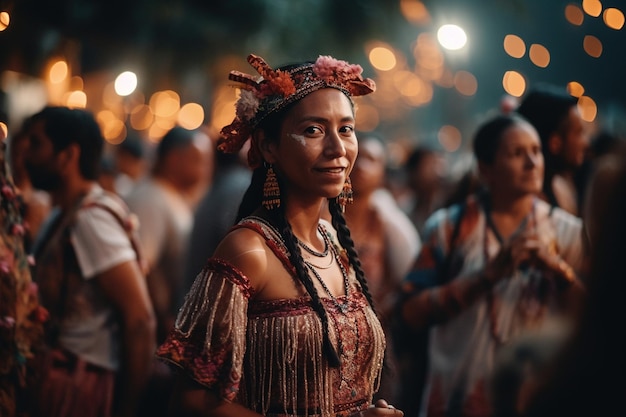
top-left (297, 227), bottom-right (329, 257)
top-left (304, 226), bottom-right (350, 313)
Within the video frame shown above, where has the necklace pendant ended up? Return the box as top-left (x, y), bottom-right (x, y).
top-left (339, 303), bottom-right (348, 313)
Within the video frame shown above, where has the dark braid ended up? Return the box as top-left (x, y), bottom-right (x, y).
top-left (328, 198), bottom-right (377, 315)
top-left (267, 195), bottom-right (341, 368)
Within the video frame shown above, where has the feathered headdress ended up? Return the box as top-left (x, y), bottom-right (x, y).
top-left (218, 54), bottom-right (376, 168)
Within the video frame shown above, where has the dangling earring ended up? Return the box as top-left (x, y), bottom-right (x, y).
top-left (337, 176), bottom-right (353, 213)
top-left (263, 163), bottom-right (281, 210)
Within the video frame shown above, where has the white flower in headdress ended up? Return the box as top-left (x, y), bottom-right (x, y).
top-left (236, 89), bottom-right (260, 122)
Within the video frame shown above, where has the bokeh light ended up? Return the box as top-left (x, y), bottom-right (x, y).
top-left (529, 44), bottom-right (550, 68)
top-left (0, 11), bottom-right (10, 31)
top-left (64, 91), bottom-right (87, 108)
top-left (582, 0), bottom-right (603, 18)
top-left (583, 35), bottom-right (603, 57)
top-left (567, 81), bottom-right (585, 97)
top-left (437, 24), bottom-right (467, 50)
top-left (503, 34), bottom-right (526, 58)
top-left (454, 71), bottom-right (477, 96)
top-left (114, 71), bottom-right (138, 96)
top-left (149, 90), bottom-right (180, 118)
top-left (177, 103), bottom-right (205, 130)
top-left (400, 0), bottom-right (430, 25)
top-left (603, 8), bottom-right (625, 30)
top-left (0, 122), bottom-right (7, 139)
top-left (49, 60), bottom-right (69, 84)
top-left (130, 104), bottom-right (154, 131)
top-left (369, 46), bottom-right (397, 71)
top-left (577, 96), bottom-right (597, 122)
top-left (438, 125), bottom-right (462, 152)
top-left (502, 71), bottom-right (526, 97)
top-left (565, 4), bottom-right (585, 26)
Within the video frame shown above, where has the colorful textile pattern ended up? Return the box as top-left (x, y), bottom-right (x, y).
top-left (157, 217), bottom-right (386, 417)
top-left (0, 137), bottom-right (47, 416)
top-left (403, 194), bottom-right (583, 417)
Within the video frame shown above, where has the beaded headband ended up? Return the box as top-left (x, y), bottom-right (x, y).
top-left (218, 54), bottom-right (376, 168)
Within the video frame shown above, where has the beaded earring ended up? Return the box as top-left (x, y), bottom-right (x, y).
top-left (337, 176), bottom-right (353, 213)
top-left (262, 164), bottom-right (281, 210)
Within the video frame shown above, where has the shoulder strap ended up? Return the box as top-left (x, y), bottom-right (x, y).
top-left (81, 191), bottom-right (148, 275)
top-left (438, 201), bottom-right (466, 284)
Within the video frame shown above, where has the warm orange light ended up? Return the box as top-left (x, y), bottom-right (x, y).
top-left (49, 60), bottom-right (69, 84)
top-left (529, 44), bottom-right (550, 68)
top-left (438, 125), bottom-right (462, 152)
top-left (130, 104), bottom-right (153, 131)
top-left (454, 71), bottom-right (477, 96)
top-left (577, 96), bottom-right (597, 122)
top-left (603, 8), bottom-right (625, 30)
top-left (503, 34), bottom-right (526, 58)
top-left (567, 81), bottom-right (585, 97)
top-left (177, 103), bottom-right (205, 130)
top-left (64, 91), bottom-right (87, 108)
top-left (583, 35), bottom-right (603, 57)
top-left (0, 122), bottom-right (7, 140)
top-left (0, 11), bottom-right (10, 31)
top-left (582, 0), bottom-right (603, 18)
top-left (502, 71), bottom-right (526, 97)
top-left (149, 90), bottom-right (180, 118)
top-left (565, 4), bottom-right (585, 26)
top-left (400, 0), bottom-right (430, 25)
top-left (369, 46), bottom-right (397, 71)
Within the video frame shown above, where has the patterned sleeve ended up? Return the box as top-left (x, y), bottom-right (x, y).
top-left (156, 258), bottom-right (253, 402)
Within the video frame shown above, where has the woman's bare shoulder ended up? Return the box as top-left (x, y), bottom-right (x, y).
top-left (213, 227), bottom-right (271, 288)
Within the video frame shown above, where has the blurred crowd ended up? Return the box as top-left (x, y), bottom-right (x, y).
top-left (0, 80), bottom-right (624, 417)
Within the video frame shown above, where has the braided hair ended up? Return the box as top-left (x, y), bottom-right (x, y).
top-left (232, 92), bottom-right (377, 367)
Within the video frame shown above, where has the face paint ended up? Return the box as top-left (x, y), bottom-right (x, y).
top-left (289, 133), bottom-right (306, 146)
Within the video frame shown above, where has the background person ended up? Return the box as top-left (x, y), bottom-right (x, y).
top-left (399, 114), bottom-right (584, 417)
top-left (24, 106), bottom-right (155, 417)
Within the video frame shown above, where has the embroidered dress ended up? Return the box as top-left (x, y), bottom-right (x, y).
top-left (157, 217), bottom-right (386, 417)
top-left (403, 195), bottom-right (583, 417)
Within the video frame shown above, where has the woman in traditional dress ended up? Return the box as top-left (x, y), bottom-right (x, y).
top-left (399, 114), bottom-right (585, 417)
top-left (156, 54), bottom-right (402, 417)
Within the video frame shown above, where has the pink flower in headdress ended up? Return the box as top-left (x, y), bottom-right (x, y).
top-left (0, 316), bottom-right (15, 328)
top-left (28, 282), bottom-right (39, 297)
top-left (0, 261), bottom-right (10, 274)
top-left (236, 90), bottom-right (260, 122)
top-left (33, 306), bottom-right (49, 323)
top-left (313, 55), bottom-right (364, 83)
top-left (1, 184), bottom-right (14, 199)
top-left (11, 223), bottom-right (25, 236)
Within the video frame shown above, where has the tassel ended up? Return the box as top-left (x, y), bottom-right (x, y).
top-left (262, 164), bottom-right (281, 210)
top-left (337, 176), bottom-right (353, 213)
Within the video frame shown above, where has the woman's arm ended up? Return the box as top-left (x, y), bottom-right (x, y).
top-left (169, 374), bottom-right (262, 417)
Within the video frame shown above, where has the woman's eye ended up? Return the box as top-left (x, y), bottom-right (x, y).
top-left (304, 126), bottom-right (322, 135)
top-left (340, 125), bottom-right (355, 134)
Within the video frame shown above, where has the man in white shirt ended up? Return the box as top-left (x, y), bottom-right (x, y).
top-left (25, 106), bottom-right (156, 417)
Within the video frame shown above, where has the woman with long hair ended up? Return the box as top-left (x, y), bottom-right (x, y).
top-left (156, 54), bottom-right (402, 417)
